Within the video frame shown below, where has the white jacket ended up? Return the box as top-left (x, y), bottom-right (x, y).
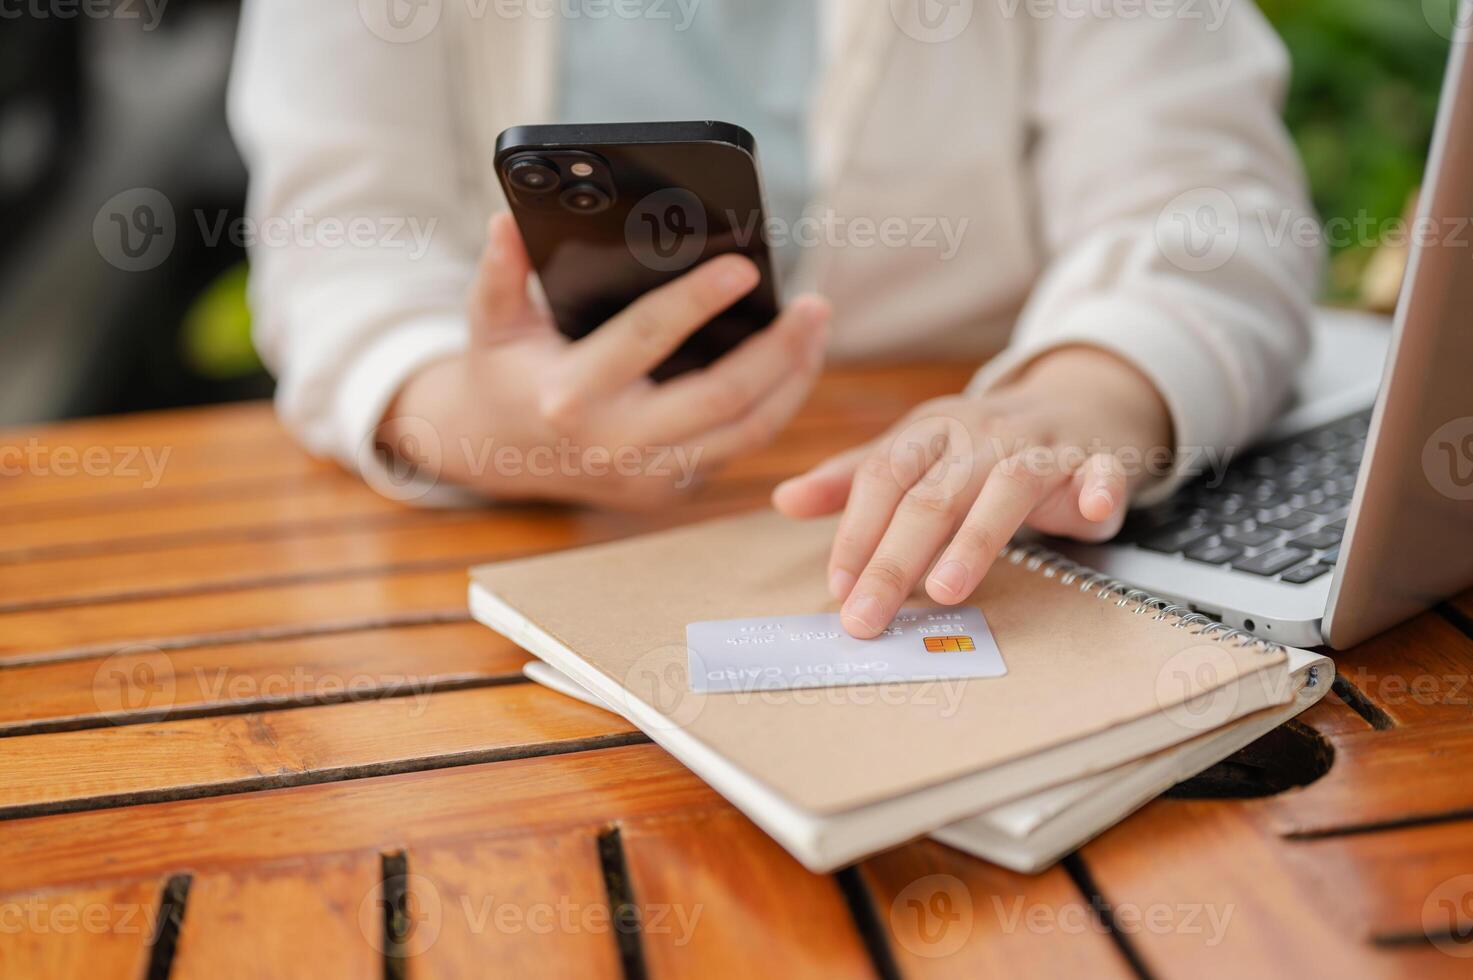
top-left (228, 0), bottom-right (1318, 502)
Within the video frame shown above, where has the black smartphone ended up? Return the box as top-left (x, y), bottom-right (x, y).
top-left (494, 121), bottom-right (780, 381)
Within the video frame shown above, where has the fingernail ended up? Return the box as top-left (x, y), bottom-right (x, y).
top-left (928, 560), bottom-right (969, 600)
top-left (842, 592), bottom-right (885, 635)
top-left (828, 568), bottom-right (857, 600)
top-left (1092, 487), bottom-right (1116, 515)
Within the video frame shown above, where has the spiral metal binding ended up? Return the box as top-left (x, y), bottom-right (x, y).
top-left (1002, 542), bottom-right (1285, 654)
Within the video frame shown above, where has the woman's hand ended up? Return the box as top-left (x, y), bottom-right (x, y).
top-left (381, 213), bottom-right (831, 507)
top-left (772, 347), bottom-right (1173, 637)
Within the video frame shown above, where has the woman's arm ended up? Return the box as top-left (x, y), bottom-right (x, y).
top-left (776, 4), bottom-right (1321, 636)
top-left (976, 1), bottom-right (1321, 503)
top-left (228, 0), bottom-right (479, 480)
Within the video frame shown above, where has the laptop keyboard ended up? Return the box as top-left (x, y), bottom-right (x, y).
top-left (1114, 409), bottom-right (1371, 585)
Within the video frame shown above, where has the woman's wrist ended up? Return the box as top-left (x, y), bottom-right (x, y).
top-left (1012, 345), bottom-right (1173, 449)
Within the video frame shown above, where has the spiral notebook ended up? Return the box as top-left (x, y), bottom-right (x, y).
top-left (521, 646), bottom-right (1331, 873)
top-left (468, 509), bottom-right (1304, 871)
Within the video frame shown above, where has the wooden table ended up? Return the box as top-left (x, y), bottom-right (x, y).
top-left (2, 363), bottom-right (1471, 978)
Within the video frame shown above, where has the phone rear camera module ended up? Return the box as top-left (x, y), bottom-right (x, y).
top-left (560, 183), bottom-right (612, 214)
top-left (506, 155), bottom-right (561, 194)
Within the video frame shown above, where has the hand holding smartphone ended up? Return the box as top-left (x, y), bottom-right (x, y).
top-left (378, 122), bottom-right (829, 506)
top-left (494, 121), bottom-right (783, 380)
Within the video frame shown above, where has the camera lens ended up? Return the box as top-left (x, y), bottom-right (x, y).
top-left (506, 156), bottom-right (560, 194)
top-left (559, 182), bottom-right (612, 214)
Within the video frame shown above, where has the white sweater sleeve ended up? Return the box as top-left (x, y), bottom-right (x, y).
top-left (227, 0), bottom-right (478, 477)
top-left (970, 4), bottom-right (1321, 505)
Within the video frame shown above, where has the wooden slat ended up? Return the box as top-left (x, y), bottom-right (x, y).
top-left (0, 399), bottom-right (277, 447)
top-left (0, 685), bottom-right (638, 818)
top-left (0, 362), bottom-right (968, 513)
top-left (407, 830), bottom-right (623, 977)
top-left (0, 622), bottom-right (528, 733)
top-left (1079, 799), bottom-right (1426, 979)
top-left (621, 809), bottom-right (875, 979)
top-left (0, 566), bottom-right (470, 664)
top-left (786, 363), bottom-right (976, 429)
top-left (0, 879), bottom-right (162, 979)
top-left (1264, 722), bottom-right (1473, 837)
top-left (0, 445), bottom-right (326, 510)
top-left (859, 839), bottom-right (1133, 979)
top-left (0, 475), bottom-right (409, 561)
top-left (171, 854), bottom-right (383, 980)
top-left (1293, 690), bottom-right (1375, 737)
top-left (1331, 613), bottom-right (1473, 726)
top-left (0, 743), bottom-right (722, 894)
top-left (0, 512), bottom-right (583, 611)
top-left (1277, 817), bottom-right (1473, 943)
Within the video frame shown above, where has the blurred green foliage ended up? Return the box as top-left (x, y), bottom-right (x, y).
top-left (189, 1), bottom-right (1454, 364)
top-left (1259, 0), bottom-right (1454, 297)
top-left (181, 262), bottom-right (260, 380)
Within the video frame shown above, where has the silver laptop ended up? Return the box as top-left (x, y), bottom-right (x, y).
top-left (1060, 28), bottom-right (1473, 650)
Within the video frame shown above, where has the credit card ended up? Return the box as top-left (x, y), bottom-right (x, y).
top-left (685, 606), bottom-right (1006, 694)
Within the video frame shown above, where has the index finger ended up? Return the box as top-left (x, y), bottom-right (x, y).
top-left (542, 254), bottom-right (760, 423)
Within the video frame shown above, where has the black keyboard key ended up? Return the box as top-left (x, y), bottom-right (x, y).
top-left (1248, 457), bottom-right (1280, 478)
top-left (1290, 529), bottom-right (1342, 551)
top-left (1184, 542), bottom-right (1244, 565)
top-left (1140, 523), bottom-right (1215, 554)
top-left (1281, 562), bottom-right (1333, 585)
top-left (1232, 547), bottom-right (1311, 576)
top-left (1264, 510), bottom-right (1316, 531)
top-left (1222, 526), bottom-right (1281, 547)
top-left (1324, 518), bottom-right (1347, 531)
top-left (1302, 496), bottom-right (1346, 516)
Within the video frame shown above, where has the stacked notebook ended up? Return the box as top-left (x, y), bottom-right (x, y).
top-left (469, 509), bottom-right (1331, 872)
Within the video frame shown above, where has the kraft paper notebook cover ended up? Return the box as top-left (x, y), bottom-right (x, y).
top-left (521, 646), bottom-right (1332, 873)
top-left (469, 509), bottom-right (1301, 870)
